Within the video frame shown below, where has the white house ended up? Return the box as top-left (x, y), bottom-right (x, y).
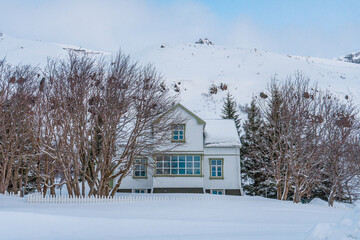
top-left (117, 104), bottom-right (243, 195)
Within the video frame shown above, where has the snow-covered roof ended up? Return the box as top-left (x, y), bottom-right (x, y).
top-left (204, 119), bottom-right (240, 147)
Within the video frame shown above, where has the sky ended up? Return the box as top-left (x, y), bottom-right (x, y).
top-left (0, 0), bottom-right (359, 58)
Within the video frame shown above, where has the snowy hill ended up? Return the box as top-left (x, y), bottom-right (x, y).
top-left (0, 33), bottom-right (108, 66)
top-left (134, 43), bottom-right (360, 118)
top-left (1, 34), bottom-right (360, 119)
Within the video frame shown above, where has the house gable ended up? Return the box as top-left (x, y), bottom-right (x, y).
top-left (154, 103), bottom-right (206, 125)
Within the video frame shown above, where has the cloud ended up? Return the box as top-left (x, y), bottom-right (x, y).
top-left (0, 0), bottom-right (359, 58)
top-left (0, 0), bottom-right (221, 53)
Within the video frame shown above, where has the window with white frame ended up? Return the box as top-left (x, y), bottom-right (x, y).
top-left (156, 155), bottom-right (201, 175)
top-left (172, 124), bottom-right (185, 141)
top-left (134, 189), bottom-right (146, 193)
top-left (133, 158), bottom-right (147, 178)
top-left (210, 159), bottom-right (223, 178)
top-left (212, 189), bottom-right (224, 195)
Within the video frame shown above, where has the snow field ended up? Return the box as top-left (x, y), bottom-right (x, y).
top-left (0, 194), bottom-right (351, 240)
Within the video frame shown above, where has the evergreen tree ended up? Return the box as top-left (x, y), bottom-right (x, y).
top-left (264, 82), bottom-right (290, 200)
top-left (221, 92), bottom-right (241, 135)
top-left (240, 97), bottom-right (276, 198)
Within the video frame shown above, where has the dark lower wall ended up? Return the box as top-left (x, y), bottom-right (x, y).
top-left (225, 189), bottom-right (242, 196)
top-left (118, 188), bottom-right (242, 195)
top-left (205, 189), bottom-right (241, 196)
top-left (153, 188), bottom-right (204, 194)
top-left (116, 189), bottom-right (132, 193)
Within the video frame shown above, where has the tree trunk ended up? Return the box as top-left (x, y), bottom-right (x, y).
top-left (328, 186), bottom-right (336, 207)
top-left (293, 180), bottom-right (301, 203)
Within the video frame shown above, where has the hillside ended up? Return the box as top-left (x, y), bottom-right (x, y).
top-left (134, 43), bottom-right (360, 118)
top-left (1, 34), bottom-right (360, 119)
top-left (0, 33), bottom-right (107, 66)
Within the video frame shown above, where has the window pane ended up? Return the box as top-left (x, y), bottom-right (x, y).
top-left (186, 162), bottom-right (193, 168)
top-left (211, 160), bottom-right (216, 165)
top-left (194, 162), bottom-right (200, 168)
top-left (186, 169), bottom-right (193, 175)
top-left (212, 190), bottom-right (217, 194)
top-left (218, 191), bottom-right (223, 195)
top-left (194, 169), bottom-right (201, 175)
top-left (164, 155), bottom-right (170, 161)
top-left (171, 162), bottom-right (178, 168)
top-left (194, 156), bottom-right (200, 162)
top-left (217, 160), bottom-right (222, 165)
top-left (179, 135), bottom-right (183, 140)
top-left (156, 162), bottom-right (163, 168)
top-left (141, 171), bottom-right (146, 177)
top-left (218, 171), bottom-right (222, 177)
top-left (156, 169), bottom-right (162, 174)
top-left (134, 171), bottom-right (140, 176)
top-left (171, 156), bottom-right (177, 161)
top-left (179, 169), bottom-right (185, 175)
top-left (179, 162), bottom-right (185, 168)
top-left (211, 166), bottom-right (216, 172)
top-left (164, 169), bottom-right (170, 174)
top-left (186, 156), bottom-right (192, 162)
top-left (171, 169), bottom-right (178, 175)
top-left (211, 171), bottom-right (216, 177)
top-left (179, 156), bottom-right (185, 162)
top-left (157, 156), bottom-right (162, 161)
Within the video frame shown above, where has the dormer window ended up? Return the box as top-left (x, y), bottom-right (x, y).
top-left (172, 124), bottom-right (185, 142)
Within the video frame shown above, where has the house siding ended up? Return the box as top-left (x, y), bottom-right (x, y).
top-left (116, 105), bottom-right (242, 195)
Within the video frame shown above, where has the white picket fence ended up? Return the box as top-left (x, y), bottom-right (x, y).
top-left (4, 191), bottom-right (21, 197)
top-left (27, 192), bottom-right (240, 204)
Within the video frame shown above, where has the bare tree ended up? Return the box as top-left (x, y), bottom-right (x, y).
top-left (85, 53), bottom-right (180, 197)
top-left (279, 75), bottom-right (324, 203)
top-left (320, 95), bottom-right (360, 206)
top-left (252, 73), bottom-right (360, 204)
top-left (0, 60), bottom-right (38, 194)
top-left (33, 52), bottom-right (180, 197)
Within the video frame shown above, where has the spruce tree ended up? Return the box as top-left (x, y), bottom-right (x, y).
top-left (240, 97), bottom-right (276, 197)
top-left (221, 92), bottom-right (241, 135)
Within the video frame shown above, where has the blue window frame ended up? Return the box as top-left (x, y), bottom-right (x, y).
top-left (210, 159), bottom-right (223, 179)
top-left (212, 190), bottom-right (224, 195)
top-left (172, 125), bottom-right (185, 141)
top-left (133, 158), bottom-right (147, 178)
top-left (156, 155), bottom-right (201, 176)
top-left (134, 189), bottom-right (146, 193)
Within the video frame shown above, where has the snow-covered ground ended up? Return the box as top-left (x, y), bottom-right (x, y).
top-left (0, 194), bottom-right (355, 240)
top-left (307, 201), bottom-right (360, 240)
